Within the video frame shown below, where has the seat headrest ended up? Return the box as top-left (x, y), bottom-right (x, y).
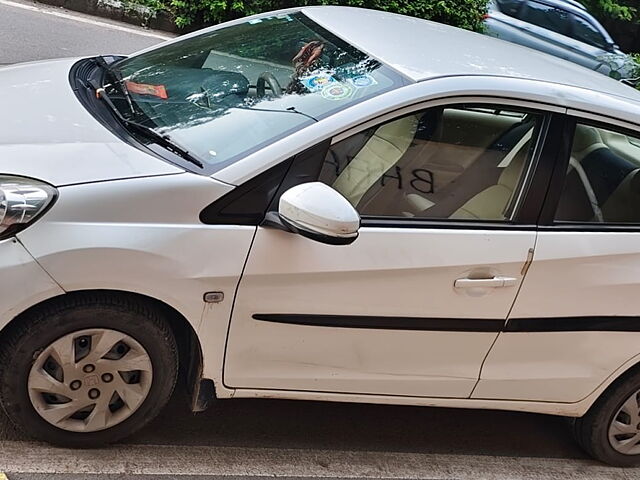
top-left (374, 115), bottom-right (419, 153)
top-left (573, 126), bottom-right (604, 155)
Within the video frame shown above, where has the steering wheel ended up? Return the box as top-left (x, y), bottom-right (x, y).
top-left (256, 72), bottom-right (283, 98)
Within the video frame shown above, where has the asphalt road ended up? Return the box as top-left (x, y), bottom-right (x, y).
top-left (0, 0), bottom-right (169, 65)
top-left (2, 391), bottom-right (640, 479)
top-left (0, 1), bottom-right (639, 479)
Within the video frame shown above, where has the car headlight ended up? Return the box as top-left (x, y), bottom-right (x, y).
top-left (0, 176), bottom-right (57, 240)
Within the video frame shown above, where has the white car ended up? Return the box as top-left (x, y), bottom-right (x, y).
top-left (2, 5), bottom-right (640, 466)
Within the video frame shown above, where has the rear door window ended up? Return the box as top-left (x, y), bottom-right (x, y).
top-left (555, 123), bottom-right (640, 224)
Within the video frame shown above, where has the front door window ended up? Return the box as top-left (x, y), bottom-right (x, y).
top-left (318, 105), bottom-right (544, 221)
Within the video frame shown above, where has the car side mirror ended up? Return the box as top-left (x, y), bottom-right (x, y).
top-left (270, 182), bottom-right (360, 245)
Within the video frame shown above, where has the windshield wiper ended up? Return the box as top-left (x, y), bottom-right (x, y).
top-left (235, 105), bottom-right (319, 123)
top-left (95, 86), bottom-right (204, 169)
top-left (95, 55), bottom-right (135, 114)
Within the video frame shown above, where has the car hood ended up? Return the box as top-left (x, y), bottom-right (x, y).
top-left (0, 58), bottom-right (183, 186)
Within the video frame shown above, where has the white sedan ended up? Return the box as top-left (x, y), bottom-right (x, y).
top-left (2, 5), bottom-right (640, 467)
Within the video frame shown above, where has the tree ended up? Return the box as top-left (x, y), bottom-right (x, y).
top-left (580, 0), bottom-right (637, 22)
top-left (168, 0), bottom-right (489, 31)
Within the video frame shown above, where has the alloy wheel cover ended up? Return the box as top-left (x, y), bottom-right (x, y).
top-left (608, 389), bottom-right (640, 455)
top-left (27, 328), bottom-right (153, 433)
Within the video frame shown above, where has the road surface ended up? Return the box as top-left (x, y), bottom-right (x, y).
top-left (1, 390), bottom-right (639, 479)
top-left (0, 0), bottom-right (169, 65)
top-left (0, 1), bottom-right (639, 478)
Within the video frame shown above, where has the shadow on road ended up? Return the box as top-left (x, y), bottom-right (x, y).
top-left (0, 382), bottom-right (587, 459)
top-left (109, 393), bottom-right (590, 459)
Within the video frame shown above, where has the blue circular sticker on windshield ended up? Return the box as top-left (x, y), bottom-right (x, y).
top-left (348, 74), bottom-right (377, 88)
top-left (302, 73), bottom-right (336, 92)
top-left (321, 83), bottom-right (354, 101)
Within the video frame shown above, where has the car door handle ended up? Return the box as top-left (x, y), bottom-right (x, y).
top-left (454, 276), bottom-right (518, 288)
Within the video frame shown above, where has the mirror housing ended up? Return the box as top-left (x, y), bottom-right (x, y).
top-left (275, 182), bottom-right (360, 245)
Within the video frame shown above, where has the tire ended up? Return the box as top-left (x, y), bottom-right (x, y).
top-left (0, 292), bottom-right (178, 447)
top-left (574, 369), bottom-right (640, 467)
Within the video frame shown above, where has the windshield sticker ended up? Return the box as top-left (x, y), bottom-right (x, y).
top-left (321, 83), bottom-right (354, 101)
top-left (301, 73), bottom-right (336, 93)
top-left (348, 74), bottom-right (378, 89)
top-left (125, 81), bottom-right (168, 99)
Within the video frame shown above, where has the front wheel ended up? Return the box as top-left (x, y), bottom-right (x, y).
top-left (0, 293), bottom-right (178, 447)
top-left (573, 370), bottom-right (640, 466)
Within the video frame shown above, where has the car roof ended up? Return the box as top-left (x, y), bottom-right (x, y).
top-left (303, 6), bottom-right (639, 103)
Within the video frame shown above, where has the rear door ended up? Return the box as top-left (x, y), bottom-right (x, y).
top-left (476, 114), bottom-right (640, 403)
top-left (224, 100), bottom-right (561, 399)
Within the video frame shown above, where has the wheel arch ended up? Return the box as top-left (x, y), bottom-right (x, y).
top-left (0, 289), bottom-right (210, 411)
top-left (582, 353), bottom-right (640, 415)
top-left (571, 351), bottom-right (640, 418)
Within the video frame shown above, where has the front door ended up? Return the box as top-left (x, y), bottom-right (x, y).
top-left (224, 102), bottom-right (547, 398)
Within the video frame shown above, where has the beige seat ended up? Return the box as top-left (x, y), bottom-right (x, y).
top-left (573, 125), bottom-right (640, 223)
top-left (449, 125), bottom-right (610, 220)
top-left (333, 115), bottom-right (419, 206)
top-left (450, 139), bottom-right (530, 220)
top-left (572, 125), bottom-right (607, 163)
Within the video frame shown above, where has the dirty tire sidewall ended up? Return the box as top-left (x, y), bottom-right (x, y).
top-left (0, 295), bottom-right (178, 447)
top-left (574, 369), bottom-right (640, 467)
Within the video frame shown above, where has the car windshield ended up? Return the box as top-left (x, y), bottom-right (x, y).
top-left (108, 12), bottom-right (408, 172)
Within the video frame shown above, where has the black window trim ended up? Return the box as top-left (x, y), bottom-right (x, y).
top-left (539, 115), bottom-right (640, 231)
top-left (200, 140), bottom-right (331, 225)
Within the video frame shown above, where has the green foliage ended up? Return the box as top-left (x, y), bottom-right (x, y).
top-left (581, 0), bottom-right (637, 22)
top-left (631, 53), bottom-right (640, 90)
top-left (596, 52), bottom-right (640, 89)
top-left (139, 0), bottom-right (488, 31)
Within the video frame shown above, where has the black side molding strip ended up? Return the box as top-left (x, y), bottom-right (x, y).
top-left (253, 314), bottom-right (640, 333)
top-left (505, 317), bottom-right (640, 332)
top-left (252, 314), bottom-right (504, 332)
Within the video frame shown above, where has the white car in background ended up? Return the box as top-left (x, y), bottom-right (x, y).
top-left (2, 5), bottom-right (640, 467)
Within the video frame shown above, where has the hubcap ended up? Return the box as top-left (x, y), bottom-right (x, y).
top-left (608, 389), bottom-right (640, 455)
top-left (27, 329), bottom-right (153, 433)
